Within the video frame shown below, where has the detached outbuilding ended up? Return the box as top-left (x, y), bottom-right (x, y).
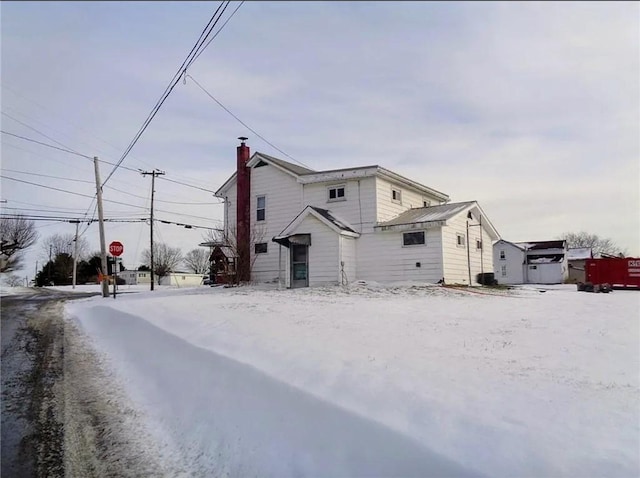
top-left (493, 239), bottom-right (568, 284)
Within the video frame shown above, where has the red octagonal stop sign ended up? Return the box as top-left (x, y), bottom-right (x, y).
top-left (109, 241), bottom-right (124, 257)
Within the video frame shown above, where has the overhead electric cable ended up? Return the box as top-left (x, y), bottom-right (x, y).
top-left (185, 74), bottom-right (310, 169)
top-left (101, 1), bottom-right (236, 187)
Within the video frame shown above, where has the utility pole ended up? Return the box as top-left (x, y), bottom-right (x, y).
top-left (48, 244), bottom-right (52, 284)
top-left (94, 157), bottom-right (109, 297)
top-left (141, 169), bottom-right (165, 291)
top-left (70, 220), bottom-right (80, 289)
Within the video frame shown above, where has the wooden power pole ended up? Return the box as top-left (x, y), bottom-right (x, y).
top-left (141, 170), bottom-right (165, 291)
top-left (94, 157), bottom-right (109, 297)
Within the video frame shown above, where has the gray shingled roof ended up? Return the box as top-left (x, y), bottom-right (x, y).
top-left (309, 206), bottom-right (358, 233)
top-left (377, 201), bottom-right (476, 227)
top-left (256, 152), bottom-right (316, 176)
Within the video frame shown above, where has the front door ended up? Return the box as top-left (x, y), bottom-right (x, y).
top-left (291, 244), bottom-right (309, 288)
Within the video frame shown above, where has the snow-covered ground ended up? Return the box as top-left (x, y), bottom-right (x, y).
top-left (64, 283), bottom-right (639, 477)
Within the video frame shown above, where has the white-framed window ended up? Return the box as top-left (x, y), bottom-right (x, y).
top-left (391, 187), bottom-right (402, 204)
top-left (327, 185), bottom-right (346, 202)
top-left (456, 233), bottom-right (466, 248)
top-left (256, 195), bottom-right (266, 221)
top-left (501, 265), bottom-right (507, 277)
top-left (403, 231), bottom-right (425, 246)
top-left (476, 239), bottom-right (482, 250)
top-left (499, 250), bottom-right (505, 260)
top-left (254, 242), bottom-right (268, 254)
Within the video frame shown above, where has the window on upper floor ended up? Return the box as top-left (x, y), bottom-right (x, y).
top-left (456, 233), bottom-right (466, 248)
top-left (391, 187), bottom-right (402, 204)
top-left (328, 185), bottom-right (346, 202)
top-left (255, 242), bottom-right (268, 254)
top-left (403, 231), bottom-right (425, 246)
top-left (256, 196), bottom-right (266, 221)
top-left (499, 250), bottom-right (505, 260)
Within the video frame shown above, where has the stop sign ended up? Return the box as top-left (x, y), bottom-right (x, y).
top-left (109, 241), bottom-right (124, 257)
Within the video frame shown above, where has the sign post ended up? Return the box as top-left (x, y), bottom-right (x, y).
top-left (109, 241), bottom-right (124, 299)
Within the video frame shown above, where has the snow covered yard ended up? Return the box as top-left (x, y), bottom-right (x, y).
top-left (65, 283), bottom-right (639, 477)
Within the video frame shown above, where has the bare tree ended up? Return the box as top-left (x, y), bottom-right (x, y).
top-left (141, 242), bottom-right (183, 278)
top-left (0, 215), bottom-right (39, 272)
top-left (559, 232), bottom-right (624, 256)
top-left (41, 233), bottom-right (90, 262)
top-left (3, 274), bottom-right (24, 287)
top-left (183, 248), bottom-right (210, 274)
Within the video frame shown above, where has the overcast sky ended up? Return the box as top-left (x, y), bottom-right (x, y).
top-left (1, 1), bottom-right (638, 279)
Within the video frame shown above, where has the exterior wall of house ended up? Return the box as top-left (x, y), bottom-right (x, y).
top-left (301, 177), bottom-right (377, 233)
top-left (493, 240), bottom-right (525, 284)
top-left (339, 235), bottom-right (357, 285)
top-left (250, 164), bottom-right (304, 282)
top-left (296, 215), bottom-right (340, 286)
top-left (374, 176), bottom-right (444, 223)
top-left (441, 213), bottom-right (493, 285)
top-left (356, 228), bottom-right (443, 283)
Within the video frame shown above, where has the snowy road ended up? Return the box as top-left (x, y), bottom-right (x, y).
top-left (76, 306), bottom-right (481, 477)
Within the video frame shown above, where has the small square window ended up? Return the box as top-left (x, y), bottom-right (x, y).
top-left (456, 233), bottom-right (466, 247)
top-left (257, 196), bottom-right (266, 221)
top-left (403, 231), bottom-right (425, 246)
top-left (391, 188), bottom-right (402, 203)
top-left (328, 185), bottom-right (346, 202)
top-left (255, 242), bottom-right (268, 254)
top-left (499, 250), bottom-right (505, 260)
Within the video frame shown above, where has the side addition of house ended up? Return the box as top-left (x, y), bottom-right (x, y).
top-left (215, 138), bottom-right (500, 288)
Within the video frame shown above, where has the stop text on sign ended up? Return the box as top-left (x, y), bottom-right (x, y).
top-left (109, 241), bottom-right (124, 257)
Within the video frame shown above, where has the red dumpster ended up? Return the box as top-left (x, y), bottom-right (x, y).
top-left (585, 258), bottom-right (640, 289)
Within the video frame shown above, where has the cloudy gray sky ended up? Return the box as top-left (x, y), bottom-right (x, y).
top-left (1, 1), bottom-right (638, 278)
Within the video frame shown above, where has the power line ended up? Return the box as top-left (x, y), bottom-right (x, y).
top-left (185, 74), bottom-right (310, 169)
top-left (1, 168), bottom-right (94, 184)
top-left (2, 130), bottom-right (225, 196)
top-left (1, 130), bottom-right (93, 160)
top-left (1, 111), bottom-right (85, 155)
top-left (102, 1), bottom-right (237, 187)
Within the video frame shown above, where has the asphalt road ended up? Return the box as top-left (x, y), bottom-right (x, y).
top-left (1, 288), bottom-right (99, 477)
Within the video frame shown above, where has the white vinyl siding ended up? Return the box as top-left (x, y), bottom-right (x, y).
top-left (492, 240), bottom-right (526, 284)
top-left (298, 214), bottom-right (340, 287)
top-left (374, 177), bottom-right (444, 223)
top-left (442, 211), bottom-right (493, 285)
top-left (357, 228), bottom-right (443, 283)
top-left (339, 235), bottom-right (357, 285)
top-left (249, 164), bottom-right (304, 283)
top-left (302, 177), bottom-right (377, 233)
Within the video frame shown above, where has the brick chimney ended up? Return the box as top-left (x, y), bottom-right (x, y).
top-left (236, 137), bottom-right (251, 282)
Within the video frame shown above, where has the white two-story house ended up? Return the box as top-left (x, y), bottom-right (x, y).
top-left (215, 138), bottom-right (500, 288)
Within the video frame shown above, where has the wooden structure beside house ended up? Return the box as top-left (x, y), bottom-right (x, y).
top-left (493, 239), bottom-right (568, 284)
top-left (214, 138), bottom-right (499, 288)
top-left (567, 247), bottom-right (593, 283)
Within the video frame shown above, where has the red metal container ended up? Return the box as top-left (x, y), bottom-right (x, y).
top-left (585, 258), bottom-right (640, 289)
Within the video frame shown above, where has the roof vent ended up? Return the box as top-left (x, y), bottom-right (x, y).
top-left (238, 136), bottom-right (248, 145)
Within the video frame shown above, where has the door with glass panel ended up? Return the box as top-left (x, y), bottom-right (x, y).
top-left (291, 245), bottom-right (309, 288)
